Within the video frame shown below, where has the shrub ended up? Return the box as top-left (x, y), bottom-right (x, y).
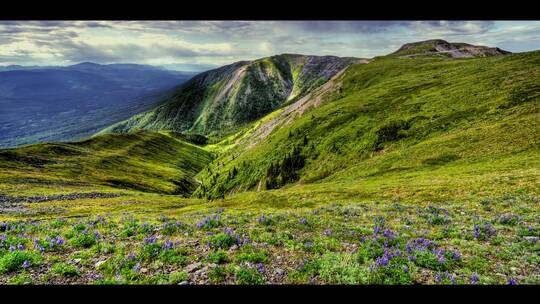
top-left (168, 271), bottom-right (188, 284)
top-left (208, 266), bottom-right (227, 284)
top-left (235, 267), bottom-right (265, 285)
top-left (0, 251), bottom-right (41, 274)
top-left (207, 233), bottom-right (237, 249)
top-left (234, 250), bottom-right (268, 264)
top-left (70, 232), bottom-right (97, 248)
top-left (318, 252), bottom-right (368, 284)
top-left (51, 262), bottom-right (80, 277)
top-left (207, 251), bottom-right (229, 264)
top-left (158, 248), bottom-right (188, 265)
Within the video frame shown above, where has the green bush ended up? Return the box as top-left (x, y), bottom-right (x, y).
top-left (207, 233), bottom-right (237, 249)
top-left (168, 271), bottom-right (188, 284)
top-left (70, 233), bottom-right (97, 248)
top-left (0, 251), bottom-right (41, 274)
top-left (234, 250), bottom-right (268, 264)
top-left (207, 251), bottom-right (229, 264)
top-left (318, 252), bottom-right (368, 284)
top-left (51, 262), bottom-right (80, 277)
top-left (235, 267), bottom-right (265, 285)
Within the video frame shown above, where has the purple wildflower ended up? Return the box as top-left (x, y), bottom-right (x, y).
top-left (508, 278), bottom-right (517, 285)
top-left (163, 239), bottom-right (174, 250)
top-left (257, 263), bottom-right (264, 273)
top-left (471, 272), bottom-right (479, 285)
top-left (56, 237), bottom-right (65, 245)
top-left (22, 260), bottom-right (30, 268)
top-left (300, 218), bottom-right (307, 225)
top-left (144, 235), bottom-right (157, 244)
top-left (133, 263), bottom-right (141, 273)
top-left (17, 244), bottom-right (24, 250)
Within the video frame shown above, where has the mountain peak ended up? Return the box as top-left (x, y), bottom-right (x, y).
top-left (391, 39), bottom-right (510, 58)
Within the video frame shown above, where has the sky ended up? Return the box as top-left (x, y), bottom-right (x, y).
top-left (1, 21), bottom-right (539, 71)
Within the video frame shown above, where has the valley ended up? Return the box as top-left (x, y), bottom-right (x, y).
top-left (0, 40), bottom-right (538, 285)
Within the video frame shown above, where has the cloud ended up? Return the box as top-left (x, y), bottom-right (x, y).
top-left (0, 21), bottom-right (539, 67)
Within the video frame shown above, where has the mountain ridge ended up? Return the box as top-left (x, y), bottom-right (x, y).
top-left (99, 54), bottom-right (359, 138)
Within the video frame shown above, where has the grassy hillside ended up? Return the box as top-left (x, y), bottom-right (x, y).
top-left (193, 51), bottom-right (540, 199)
top-left (0, 131), bottom-right (213, 196)
top-left (100, 54), bottom-right (357, 138)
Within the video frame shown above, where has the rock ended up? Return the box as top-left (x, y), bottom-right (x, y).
top-left (230, 245), bottom-right (238, 251)
top-left (95, 260), bottom-right (107, 269)
top-left (207, 263), bottom-right (217, 269)
top-left (275, 268), bottom-right (285, 276)
top-left (185, 262), bottom-right (202, 273)
top-left (73, 259), bottom-right (81, 264)
top-left (179, 281), bottom-right (189, 285)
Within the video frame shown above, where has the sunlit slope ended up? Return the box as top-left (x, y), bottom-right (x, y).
top-left (100, 54), bottom-right (357, 138)
top-left (193, 51), bottom-right (540, 199)
top-left (0, 131), bottom-right (213, 196)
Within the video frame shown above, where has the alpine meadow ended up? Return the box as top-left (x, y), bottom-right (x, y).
top-left (0, 21), bottom-right (539, 286)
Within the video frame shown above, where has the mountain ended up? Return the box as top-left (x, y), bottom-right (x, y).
top-left (192, 48), bottom-right (538, 199)
top-left (389, 39), bottom-right (511, 58)
top-left (0, 63), bottom-right (197, 148)
top-left (99, 54), bottom-right (359, 137)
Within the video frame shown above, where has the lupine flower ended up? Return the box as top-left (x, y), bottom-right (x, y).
top-left (437, 254), bottom-right (446, 264)
top-left (508, 278), bottom-right (517, 285)
top-left (471, 272), bottom-right (479, 285)
top-left (257, 263), bottom-right (264, 273)
top-left (22, 260), bottom-right (30, 268)
top-left (56, 237), bottom-right (65, 245)
top-left (163, 240), bottom-right (174, 250)
top-left (323, 230), bottom-right (332, 236)
top-left (300, 218), bottom-right (307, 225)
top-left (144, 236), bottom-right (157, 244)
top-left (94, 231), bottom-right (101, 239)
top-left (451, 251), bottom-right (461, 261)
top-left (473, 225), bottom-right (481, 239)
top-left (9, 245), bottom-right (15, 252)
top-left (133, 263), bottom-right (141, 273)
top-left (435, 273), bottom-right (442, 283)
top-left (127, 253), bottom-right (136, 261)
top-left (403, 265), bottom-right (409, 273)
top-left (17, 244), bottom-right (24, 250)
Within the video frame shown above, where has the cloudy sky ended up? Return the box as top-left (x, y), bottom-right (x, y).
top-left (1, 21), bottom-right (539, 71)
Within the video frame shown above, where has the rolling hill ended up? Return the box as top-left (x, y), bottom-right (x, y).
top-left (0, 131), bottom-right (213, 196)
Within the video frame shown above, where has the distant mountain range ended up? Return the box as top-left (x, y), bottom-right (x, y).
top-left (0, 62), bottom-right (197, 147)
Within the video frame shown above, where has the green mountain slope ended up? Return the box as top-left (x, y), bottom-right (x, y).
top-left (192, 49), bottom-right (540, 199)
top-left (99, 54), bottom-right (358, 138)
top-left (0, 131), bottom-right (213, 196)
